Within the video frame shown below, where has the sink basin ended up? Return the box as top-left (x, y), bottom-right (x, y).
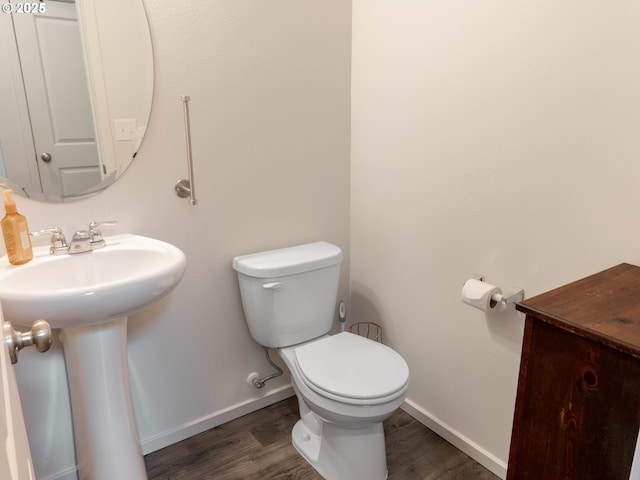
top-left (0, 233), bottom-right (186, 328)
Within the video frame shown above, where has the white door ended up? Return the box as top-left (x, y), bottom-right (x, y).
top-left (11, 0), bottom-right (102, 198)
top-left (0, 310), bottom-right (35, 479)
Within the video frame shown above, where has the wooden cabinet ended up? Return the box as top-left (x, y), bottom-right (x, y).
top-left (508, 263), bottom-right (640, 480)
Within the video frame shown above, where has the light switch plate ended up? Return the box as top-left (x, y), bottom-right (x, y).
top-left (114, 119), bottom-right (137, 141)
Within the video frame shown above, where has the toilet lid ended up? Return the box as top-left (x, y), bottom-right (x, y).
top-left (294, 332), bottom-right (409, 401)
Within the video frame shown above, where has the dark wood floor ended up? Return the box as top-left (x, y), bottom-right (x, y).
top-left (145, 396), bottom-right (501, 479)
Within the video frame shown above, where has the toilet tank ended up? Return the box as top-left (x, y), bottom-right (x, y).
top-left (233, 242), bottom-right (343, 348)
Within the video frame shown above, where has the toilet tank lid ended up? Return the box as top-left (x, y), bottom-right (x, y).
top-left (233, 242), bottom-right (343, 278)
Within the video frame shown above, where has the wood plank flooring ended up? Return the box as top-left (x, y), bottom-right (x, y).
top-left (144, 396), bottom-right (501, 479)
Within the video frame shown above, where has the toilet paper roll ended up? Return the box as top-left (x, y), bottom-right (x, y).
top-left (461, 279), bottom-right (503, 312)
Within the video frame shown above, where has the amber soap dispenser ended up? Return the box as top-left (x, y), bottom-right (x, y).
top-left (1, 189), bottom-right (33, 265)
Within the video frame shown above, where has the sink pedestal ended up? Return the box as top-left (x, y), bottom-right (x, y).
top-left (60, 317), bottom-right (147, 480)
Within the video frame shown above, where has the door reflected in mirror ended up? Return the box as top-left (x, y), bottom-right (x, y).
top-left (0, 0), bottom-right (153, 202)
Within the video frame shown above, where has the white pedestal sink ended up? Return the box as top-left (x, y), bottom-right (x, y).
top-left (0, 234), bottom-right (186, 480)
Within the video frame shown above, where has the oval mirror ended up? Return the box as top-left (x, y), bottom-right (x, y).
top-left (0, 0), bottom-right (153, 202)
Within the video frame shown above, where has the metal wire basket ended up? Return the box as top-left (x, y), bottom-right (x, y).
top-left (347, 322), bottom-right (383, 343)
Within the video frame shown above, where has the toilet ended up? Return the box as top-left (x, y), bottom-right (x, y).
top-left (233, 242), bottom-right (410, 480)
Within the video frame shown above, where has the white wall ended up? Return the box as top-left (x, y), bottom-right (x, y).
top-left (10, 1), bottom-right (351, 478)
top-left (351, 1), bottom-right (640, 477)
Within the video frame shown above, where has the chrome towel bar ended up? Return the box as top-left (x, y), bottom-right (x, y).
top-left (174, 95), bottom-right (198, 205)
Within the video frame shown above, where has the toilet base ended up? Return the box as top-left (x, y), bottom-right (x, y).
top-left (291, 417), bottom-right (388, 480)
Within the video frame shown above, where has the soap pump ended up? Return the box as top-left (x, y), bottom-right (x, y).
top-left (1, 188), bottom-right (33, 265)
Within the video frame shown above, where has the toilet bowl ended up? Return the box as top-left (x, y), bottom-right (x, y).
top-left (233, 242), bottom-right (410, 480)
top-left (280, 333), bottom-right (409, 479)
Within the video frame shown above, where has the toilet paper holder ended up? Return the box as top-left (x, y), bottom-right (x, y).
top-left (472, 274), bottom-right (524, 307)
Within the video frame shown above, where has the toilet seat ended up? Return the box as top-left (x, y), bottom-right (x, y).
top-left (293, 332), bottom-right (409, 406)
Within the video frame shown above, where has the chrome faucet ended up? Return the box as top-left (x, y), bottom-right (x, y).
top-left (32, 221), bottom-right (117, 255)
top-left (69, 221), bottom-right (117, 254)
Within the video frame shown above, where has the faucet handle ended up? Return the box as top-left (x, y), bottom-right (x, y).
top-left (31, 226), bottom-right (68, 255)
top-left (88, 220), bottom-right (117, 248)
top-left (89, 220), bottom-right (118, 231)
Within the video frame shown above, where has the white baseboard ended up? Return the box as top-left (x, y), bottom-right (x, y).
top-left (401, 397), bottom-right (507, 479)
top-left (140, 384), bottom-right (295, 455)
